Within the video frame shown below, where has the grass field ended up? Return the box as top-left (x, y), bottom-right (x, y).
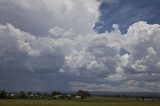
top-left (0, 97), bottom-right (160, 106)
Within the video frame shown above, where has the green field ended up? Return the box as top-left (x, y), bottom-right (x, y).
top-left (0, 97), bottom-right (160, 106)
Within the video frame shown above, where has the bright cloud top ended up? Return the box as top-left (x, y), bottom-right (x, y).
top-left (0, 0), bottom-right (100, 35)
top-left (0, 0), bottom-right (160, 92)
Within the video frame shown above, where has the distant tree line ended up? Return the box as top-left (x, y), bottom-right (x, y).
top-left (0, 89), bottom-right (90, 100)
top-left (113, 94), bottom-right (160, 101)
top-left (1, 89), bottom-right (160, 102)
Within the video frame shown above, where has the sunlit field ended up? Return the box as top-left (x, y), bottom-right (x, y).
top-left (0, 97), bottom-right (160, 106)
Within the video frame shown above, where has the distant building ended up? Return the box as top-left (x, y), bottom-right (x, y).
top-left (75, 95), bottom-right (81, 99)
top-left (54, 95), bottom-right (63, 99)
top-left (29, 94), bottom-right (34, 97)
top-left (10, 93), bottom-right (16, 97)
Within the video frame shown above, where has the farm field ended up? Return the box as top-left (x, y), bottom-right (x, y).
top-left (0, 97), bottom-right (160, 106)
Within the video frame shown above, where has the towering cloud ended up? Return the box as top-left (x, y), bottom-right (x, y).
top-left (0, 0), bottom-right (100, 35)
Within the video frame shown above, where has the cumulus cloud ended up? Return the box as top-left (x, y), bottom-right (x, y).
top-left (0, 0), bottom-right (100, 35)
top-left (64, 22), bottom-right (160, 91)
top-left (0, 0), bottom-right (160, 91)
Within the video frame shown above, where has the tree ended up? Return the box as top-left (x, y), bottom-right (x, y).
top-left (76, 90), bottom-right (90, 99)
top-left (0, 90), bottom-right (7, 99)
top-left (51, 91), bottom-right (61, 96)
top-left (19, 91), bottom-right (26, 99)
top-left (28, 91), bottom-right (32, 96)
top-left (35, 92), bottom-right (40, 99)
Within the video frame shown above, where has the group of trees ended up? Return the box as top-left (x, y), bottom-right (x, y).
top-left (76, 90), bottom-right (90, 99)
top-left (0, 90), bottom-right (40, 99)
top-left (0, 90), bottom-right (7, 99)
top-left (51, 91), bottom-right (61, 96)
top-left (0, 89), bottom-right (91, 100)
top-left (113, 94), bottom-right (160, 101)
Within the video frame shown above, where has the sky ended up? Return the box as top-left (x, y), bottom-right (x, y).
top-left (0, 0), bottom-right (160, 92)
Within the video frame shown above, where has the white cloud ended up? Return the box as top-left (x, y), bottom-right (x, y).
top-left (0, 0), bottom-right (160, 91)
top-left (1, 20), bottom-right (160, 92)
top-left (0, 0), bottom-right (100, 35)
top-left (66, 21), bottom-right (160, 91)
top-left (107, 73), bottom-right (126, 81)
top-left (147, 47), bottom-right (156, 56)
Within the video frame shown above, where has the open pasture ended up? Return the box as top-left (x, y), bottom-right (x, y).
top-left (0, 97), bottom-right (160, 106)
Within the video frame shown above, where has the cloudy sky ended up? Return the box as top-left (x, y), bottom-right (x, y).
top-left (0, 0), bottom-right (160, 92)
